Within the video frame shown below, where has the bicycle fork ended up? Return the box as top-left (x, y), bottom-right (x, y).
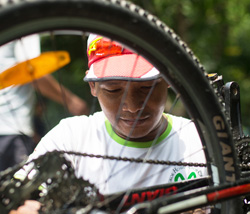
top-left (208, 73), bottom-right (243, 139)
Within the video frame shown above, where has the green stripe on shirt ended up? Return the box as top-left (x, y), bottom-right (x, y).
top-left (105, 114), bottom-right (172, 148)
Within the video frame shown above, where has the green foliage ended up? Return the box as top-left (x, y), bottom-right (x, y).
top-left (131, 0), bottom-right (250, 130)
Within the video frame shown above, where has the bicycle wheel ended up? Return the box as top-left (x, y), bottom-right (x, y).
top-left (0, 0), bottom-right (242, 213)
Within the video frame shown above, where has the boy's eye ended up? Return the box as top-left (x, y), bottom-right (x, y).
top-left (105, 88), bottom-right (121, 93)
top-left (141, 85), bottom-right (154, 91)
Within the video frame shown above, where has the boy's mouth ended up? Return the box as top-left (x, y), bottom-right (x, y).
top-left (120, 116), bottom-right (149, 126)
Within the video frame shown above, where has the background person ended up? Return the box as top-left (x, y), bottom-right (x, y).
top-left (0, 34), bottom-right (89, 171)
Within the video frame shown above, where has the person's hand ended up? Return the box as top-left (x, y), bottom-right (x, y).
top-left (9, 200), bottom-right (41, 214)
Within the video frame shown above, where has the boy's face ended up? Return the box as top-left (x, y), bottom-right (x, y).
top-left (89, 78), bottom-right (168, 142)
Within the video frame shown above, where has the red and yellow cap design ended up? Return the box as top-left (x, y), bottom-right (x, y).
top-left (84, 34), bottom-right (160, 82)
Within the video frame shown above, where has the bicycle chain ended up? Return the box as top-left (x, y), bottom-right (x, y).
top-left (65, 144), bottom-right (250, 170)
top-left (62, 151), bottom-right (207, 167)
top-left (1, 148), bottom-right (249, 213)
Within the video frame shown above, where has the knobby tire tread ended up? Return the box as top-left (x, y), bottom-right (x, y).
top-left (0, 0), bottom-right (242, 213)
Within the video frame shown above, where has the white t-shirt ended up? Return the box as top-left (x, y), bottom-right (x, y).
top-left (0, 35), bottom-right (40, 136)
top-left (24, 111), bottom-right (207, 195)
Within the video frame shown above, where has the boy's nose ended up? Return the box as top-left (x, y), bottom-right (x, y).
top-left (122, 91), bottom-right (144, 113)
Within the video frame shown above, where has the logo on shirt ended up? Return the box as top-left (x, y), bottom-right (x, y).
top-left (168, 166), bottom-right (203, 183)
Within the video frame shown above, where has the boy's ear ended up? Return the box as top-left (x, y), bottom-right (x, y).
top-left (89, 82), bottom-right (97, 97)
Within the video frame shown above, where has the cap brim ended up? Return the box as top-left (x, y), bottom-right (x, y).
top-left (84, 54), bottom-right (160, 82)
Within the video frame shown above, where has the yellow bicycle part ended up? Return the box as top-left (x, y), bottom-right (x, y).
top-left (0, 51), bottom-right (70, 89)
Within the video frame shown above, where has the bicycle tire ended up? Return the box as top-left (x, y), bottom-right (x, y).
top-left (0, 0), bottom-right (241, 213)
